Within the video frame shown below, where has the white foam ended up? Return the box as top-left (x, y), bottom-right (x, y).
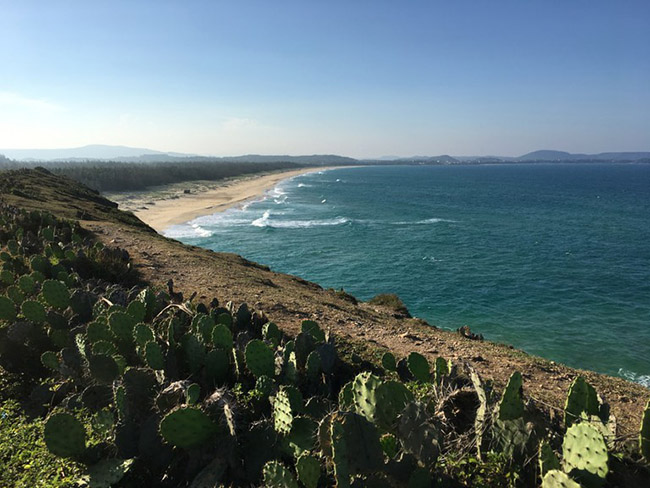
top-left (392, 217), bottom-right (456, 225)
top-left (164, 223), bottom-right (213, 239)
top-left (250, 213), bottom-right (350, 229)
top-left (251, 210), bottom-right (271, 227)
top-left (618, 368), bottom-right (650, 387)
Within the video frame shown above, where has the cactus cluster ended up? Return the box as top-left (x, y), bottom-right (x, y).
top-left (1, 204), bottom-right (648, 487)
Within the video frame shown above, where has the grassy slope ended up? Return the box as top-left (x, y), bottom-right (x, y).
top-left (1, 168), bottom-right (648, 439)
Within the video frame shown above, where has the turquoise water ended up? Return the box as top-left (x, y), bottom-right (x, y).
top-left (166, 164), bottom-right (650, 385)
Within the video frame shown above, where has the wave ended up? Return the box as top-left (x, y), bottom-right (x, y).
top-left (618, 368), bottom-right (650, 388)
top-left (251, 210), bottom-right (350, 229)
top-left (392, 217), bottom-right (456, 225)
top-left (164, 223), bottom-right (213, 239)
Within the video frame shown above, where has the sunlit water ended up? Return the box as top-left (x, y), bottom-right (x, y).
top-left (166, 164), bottom-right (650, 385)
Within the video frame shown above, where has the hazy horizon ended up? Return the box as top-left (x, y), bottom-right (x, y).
top-left (1, 1), bottom-right (648, 158)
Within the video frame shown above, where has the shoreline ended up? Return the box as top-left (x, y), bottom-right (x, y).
top-left (108, 166), bottom-right (345, 233)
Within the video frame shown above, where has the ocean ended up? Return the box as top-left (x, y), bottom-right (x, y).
top-left (166, 164), bottom-right (650, 385)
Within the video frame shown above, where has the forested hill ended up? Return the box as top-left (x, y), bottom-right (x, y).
top-left (0, 160), bottom-right (305, 192)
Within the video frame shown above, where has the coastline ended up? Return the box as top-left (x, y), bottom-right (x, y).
top-left (107, 166), bottom-right (344, 233)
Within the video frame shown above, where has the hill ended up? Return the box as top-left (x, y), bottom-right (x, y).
top-left (517, 150), bottom-right (650, 162)
top-left (0, 169), bottom-right (648, 486)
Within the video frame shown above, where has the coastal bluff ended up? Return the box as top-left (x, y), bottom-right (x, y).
top-left (2, 168), bottom-right (647, 438)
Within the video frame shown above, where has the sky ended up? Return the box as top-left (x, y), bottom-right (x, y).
top-left (1, 0), bottom-right (649, 158)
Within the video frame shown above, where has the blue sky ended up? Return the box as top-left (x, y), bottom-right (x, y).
top-left (1, 0), bottom-right (648, 157)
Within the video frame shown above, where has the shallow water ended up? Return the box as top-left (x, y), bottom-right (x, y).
top-left (167, 164), bottom-right (650, 385)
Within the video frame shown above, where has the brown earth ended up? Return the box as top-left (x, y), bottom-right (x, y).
top-left (2, 168), bottom-right (648, 439)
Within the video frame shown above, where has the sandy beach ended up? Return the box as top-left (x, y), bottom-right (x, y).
top-left (107, 167), bottom-right (339, 233)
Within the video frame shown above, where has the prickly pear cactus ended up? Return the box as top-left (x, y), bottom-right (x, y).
top-left (109, 311), bottom-right (136, 342)
top-left (296, 453), bottom-right (320, 488)
top-left (562, 422), bottom-right (608, 486)
top-left (245, 339), bottom-right (275, 378)
top-left (381, 351), bottom-right (397, 372)
top-left (351, 372), bottom-right (382, 424)
top-left (539, 440), bottom-right (561, 477)
top-left (274, 386), bottom-right (297, 435)
top-left (565, 376), bottom-right (600, 428)
top-left (133, 324), bottom-right (155, 347)
top-left (41, 351), bottom-right (59, 370)
top-left (497, 371), bottom-right (524, 421)
top-left (22, 300), bottom-right (47, 323)
top-left (339, 381), bottom-right (354, 411)
top-left (330, 412), bottom-right (383, 480)
top-left (159, 407), bottom-right (218, 449)
top-left (407, 352), bottom-right (430, 382)
top-left (287, 416), bottom-right (318, 456)
top-left (380, 433), bottom-right (399, 459)
top-left (186, 383), bottom-right (200, 405)
top-left (85, 458), bottom-right (134, 488)
top-left (262, 321), bottom-right (282, 347)
top-left (144, 341), bottom-right (165, 370)
top-left (41, 279), bottom-right (70, 310)
top-left (204, 349), bottom-right (229, 384)
top-left (212, 324), bottom-right (233, 350)
top-left (641, 399), bottom-right (650, 461)
top-left (398, 401), bottom-right (440, 466)
top-left (375, 380), bottom-right (414, 430)
top-left (88, 354), bottom-right (119, 384)
top-left (0, 295), bottom-right (17, 321)
top-left (434, 356), bottom-right (450, 385)
top-left (469, 366), bottom-right (488, 459)
top-left (542, 470), bottom-right (581, 488)
top-left (262, 460), bottom-right (300, 488)
top-left (305, 350), bottom-right (322, 380)
top-left (301, 320), bottom-right (325, 343)
top-left (44, 412), bottom-right (86, 458)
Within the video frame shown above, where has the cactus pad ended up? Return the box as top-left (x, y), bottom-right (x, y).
top-left (330, 411), bottom-right (383, 476)
top-left (398, 401), bottom-right (440, 466)
top-left (126, 299), bottom-right (146, 322)
top-left (0, 295), bottom-right (17, 321)
top-left (287, 416), bottom-right (318, 456)
top-left (434, 356), bottom-right (450, 385)
top-left (88, 354), bottom-right (120, 384)
top-left (109, 312), bottom-right (137, 342)
top-left (87, 321), bottom-right (113, 344)
top-left (22, 300), bottom-right (47, 323)
top-left (41, 280), bottom-right (70, 309)
top-left (204, 349), bottom-right (230, 384)
top-left (539, 440), bottom-right (561, 477)
top-left (144, 341), bottom-right (165, 370)
top-left (263, 460), bottom-right (300, 488)
top-left (381, 352), bottom-right (397, 372)
top-left (542, 470), bottom-right (581, 488)
top-left (212, 324), bottom-right (233, 350)
top-left (305, 350), bottom-right (322, 380)
top-left (263, 321), bottom-right (282, 347)
top-left (641, 399), bottom-right (650, 461)
top-left (274, 387), bottom-right (296, 435)
top-left (562, 422), bottom-right (608, 486)
top-left (133, 323), bottom-right (155, 347)
top-left (186, 383), bottom-right (200, 405)
top-left (160, 407), bottom-right (218, 449)
top-left (380, 433), bottom-right (399, 458)
top-left (497, 371), bottom-right (524, 421)
top-left (245, 339), bottom-right (275, 378)
top-left (407, 352), bottom-right (430, 382)
top-left (301, 320), bottom-right (326, 343)
top-left (44, 412), bottom-right (86, 457)
top-left (296, 454), bottom-right (321, 488)
top-left (564, 376), bottom-right (600, 428)
top-left (86, 458), bottom-right (134, 488)
top-left (41, 351), bottom-right (60, 370)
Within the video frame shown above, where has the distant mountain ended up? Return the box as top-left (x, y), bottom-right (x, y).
top-left (0, 144), bottom-right (197, 161)
top-left (0, 145), bottom-right (358, 165)
top-left (516, 150), bottom-right (650, 162)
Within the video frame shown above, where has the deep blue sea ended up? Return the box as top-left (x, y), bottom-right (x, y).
top-left (166, 164), bottom-right (650, 385)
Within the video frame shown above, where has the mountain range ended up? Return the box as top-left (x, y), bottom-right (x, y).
top-left (1, 144), bottom-right (649, 164)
